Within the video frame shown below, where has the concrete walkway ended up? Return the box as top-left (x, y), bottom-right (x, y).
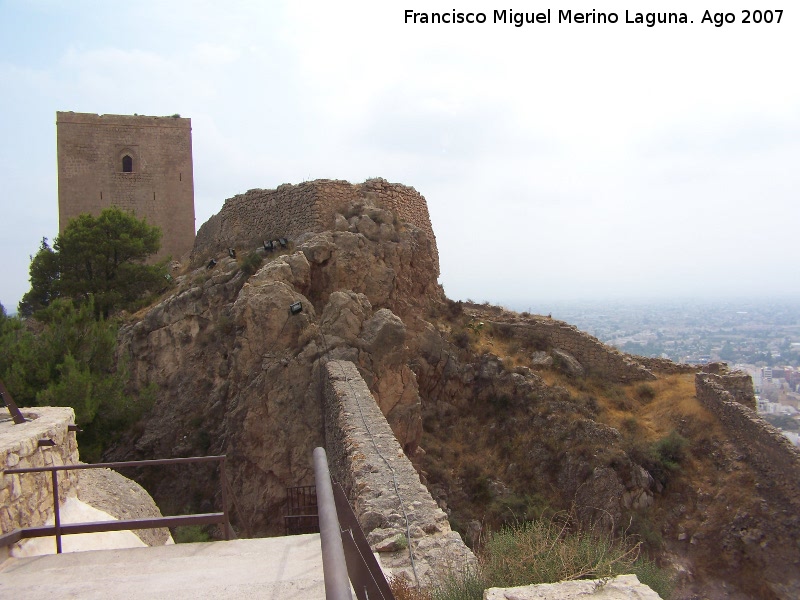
top-left (0, 534), bottom-right (326, 599)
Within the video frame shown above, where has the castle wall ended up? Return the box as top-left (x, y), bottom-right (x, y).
top-left (634, 356), bottom-right (698, 375)
top-left (191, 178), bottom-right (439, 275)
top-left (490, 319), bottom-right (656, 383)
top-left (56, 112), bottom-right (196, 262)
top-left (699, 363), bottom-right (757, 409)
top-left (323, 360), bottom-right (475, 587)
top-left (695, 374), bottom-right (800, 512)
top-left (0, 408), bottom-right (80, 537)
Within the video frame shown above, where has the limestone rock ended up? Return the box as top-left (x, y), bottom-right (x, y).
top-left (551, 349), bottom-right (585, 377)
top-left (483, 574), bottom-right (662, 599)
top-left (530, 351), bottom-right (553, 367)
top-left (360, 309), bottom-right (406, 360)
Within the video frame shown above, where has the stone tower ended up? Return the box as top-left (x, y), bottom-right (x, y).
top-left (56, 112), bottom-right (196, 262)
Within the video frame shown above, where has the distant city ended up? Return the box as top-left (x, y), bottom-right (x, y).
top-left (508, 298), bottom-right (800, 446)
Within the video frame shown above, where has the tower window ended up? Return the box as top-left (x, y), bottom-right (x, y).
top-left (122, 155), bottom-right (133, 172)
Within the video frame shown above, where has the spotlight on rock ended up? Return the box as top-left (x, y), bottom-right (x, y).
top-left (289, 302), bottom-right (303, 315)
top-left (207, 259), bottom-right (217, 270)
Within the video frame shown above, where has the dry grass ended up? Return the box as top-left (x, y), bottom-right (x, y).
top-left (390, 576), bottom-right (432, 600)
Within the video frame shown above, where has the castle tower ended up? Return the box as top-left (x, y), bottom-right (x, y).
top-left (56, 112), bottom-right (196, 262)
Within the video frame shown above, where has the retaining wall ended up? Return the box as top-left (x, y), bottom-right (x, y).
top-left (323, 360), bottom-right (475, 587)
top-left (191, 178), bottom-right (438, 274)
top-left (0, 407), bottom-right (80, 536)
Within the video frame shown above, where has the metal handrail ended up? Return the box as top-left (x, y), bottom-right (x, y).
top-left (2, 455), bottom-right (232, 554)
top-left (314, 447), bottom-right (353, 600)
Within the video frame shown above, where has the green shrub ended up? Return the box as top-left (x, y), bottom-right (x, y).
top-left (431, 567), bottom-right (486, 600)
top-left (632, 557), bottom-right (675, 598)
top-left (654, 430), bottom-right (688, 468)
top-left (453, 330), bottom-right (471, 349)
top-left (431, 517), bottom-right (673, 599)
top-left (239, 251), bottom-right (263, 277)
top-left (172, 525), bottom-right (212, 544)
top-left (0, 298), bottom-right (153, 461)
top-left (636, 383), bottom-right (657, 402)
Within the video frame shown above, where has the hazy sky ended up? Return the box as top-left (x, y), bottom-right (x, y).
top-left (1, 1), bottom-right (798, 312)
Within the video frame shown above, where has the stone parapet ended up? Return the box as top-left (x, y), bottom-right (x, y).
top-left (695, 374), bottom-right (800, 512)
top-left (699, 363), bottom-right (756, 409)
top-left (0, 407), bottom-right (80, 536)
top-left (323, 360), bottom-right (475, 588)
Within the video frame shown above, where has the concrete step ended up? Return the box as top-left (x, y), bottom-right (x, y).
top-left (0, 534), bottom-right (326, 599)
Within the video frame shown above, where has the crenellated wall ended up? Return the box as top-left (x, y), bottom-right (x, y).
top-left (0, 408), bottom-right (80, 537)
top-left (489, 319), bottom-right (656, 383)
top-left (191, 178), bottom-right (438, 275)
top-left (323, 360), bottom-right (475, 587)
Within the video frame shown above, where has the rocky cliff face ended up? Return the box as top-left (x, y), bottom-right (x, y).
top-left (109, 180), bottom-right (798, 599)
top-left (110, 197), bottom-right (439, 535)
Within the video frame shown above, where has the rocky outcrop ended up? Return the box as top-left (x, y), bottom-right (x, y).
top-left (110, 196), bottom-right (439, 536)
top-left (77, 468), bottom-right (171, 546)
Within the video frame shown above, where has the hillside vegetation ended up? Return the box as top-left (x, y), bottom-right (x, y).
top-left (412, 301), bottom-right (791, 599)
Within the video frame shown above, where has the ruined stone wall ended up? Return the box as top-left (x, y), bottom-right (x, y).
top-left (491, 319), bottom-right (655, 383)
top-left (634, 356), bottom-right (698, 375)
top-left (323, 360), bottom-right (475, 587)
top-left (0, 408), bottom-right (79, 536)
top-left (695, 374), bottom-right (800, 512)
top-left (700, 363), bottom-right (756, 409)
top-left (191, 178), bottom-right (439, 275)
top-left (57, 112), bottom-right (196, 262)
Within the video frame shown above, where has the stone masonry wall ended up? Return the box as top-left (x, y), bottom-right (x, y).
top-left (635, 356), bottom-right (698, 375)
top-left (0, 407), bottom-right (80, 536)
top-left (695, 374), bottom-right (800, 513)
top-left (323, 360), bottom-right (475, 588)
top-left (191, 178), bottom-right (439, 275)
top-left (699, 363), bottom-right (757, 409)
top-left (490, 319), bottom-right (656, 383)
top-left (57, 112), bottom-right (196, 262)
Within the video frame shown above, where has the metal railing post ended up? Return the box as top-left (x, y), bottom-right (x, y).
top-left (313, 447), bottom-right (353, 600)
top-left (2, 455), bottom-right (232, 552)
top-left (51, 470), bottom-right (62, 554)
top-left (220, 457), bottom-right (231, 540)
